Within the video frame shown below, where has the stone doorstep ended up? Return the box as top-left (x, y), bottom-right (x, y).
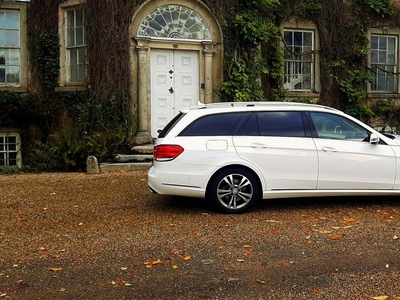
top-left (99, 162), bottom-right (153, 172)
top-left (113, 154), bottom-right (153, 163)
top-left (132, 144), bottom-right (154, 154)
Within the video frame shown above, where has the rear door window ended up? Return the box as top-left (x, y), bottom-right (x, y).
top-left (239, 111), bottom-right (306, 137)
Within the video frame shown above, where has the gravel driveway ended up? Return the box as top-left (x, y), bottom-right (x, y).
top-left (1, 171), bottom-right (400, 300)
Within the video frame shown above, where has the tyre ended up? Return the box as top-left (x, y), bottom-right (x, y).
top-left (208, 168), bottom-right (260, 214)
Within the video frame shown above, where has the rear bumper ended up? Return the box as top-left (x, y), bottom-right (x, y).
top-left (147, 165), bottom-right (206, 198)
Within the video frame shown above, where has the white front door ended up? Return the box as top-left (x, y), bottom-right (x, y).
top-left (150, 49), bottom-right (199, 137)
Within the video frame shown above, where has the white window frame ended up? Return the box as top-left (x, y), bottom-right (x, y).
top-left (280, 19), bottom-right (320, 95)
top-left (369, 33), bottom-right (398, 93)
top-left (283, 28), bottom-right (315, 92)
top-left (0, 131), bottom-right (21, 168)
top-left (59, 0), bottom-right (87, 87)
top-left (0, 2), bottom-right (27, 91)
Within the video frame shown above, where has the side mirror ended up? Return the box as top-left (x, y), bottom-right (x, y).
top-left (370, 133), bottom-right (380, 144)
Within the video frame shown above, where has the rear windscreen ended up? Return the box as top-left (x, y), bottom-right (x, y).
top-left (157, 112), bottom-right (186, 138)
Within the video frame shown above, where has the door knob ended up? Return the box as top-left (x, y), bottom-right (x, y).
top-left (169, 87), bottom-right (174, 94)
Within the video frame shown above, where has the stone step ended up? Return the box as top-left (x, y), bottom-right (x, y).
top-left (99, 161), bottom-right (152, 172)
top-left (112, 154), bottom-right (153, 163)
top-left (132, 144), bottom-right (154, 154)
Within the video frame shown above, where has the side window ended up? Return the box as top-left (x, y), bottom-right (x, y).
top-left (309, 112), bottom-right (369, 141)
top-left (237, 113), bottom-right (258, 136)
top-left (0, 10), bottom-right (20, 85)
top-left (370, 34), bottom-right (397, 93)
top-left (0, 132), bottom-right (21, 168)
top-left (283, 29), bottom-right (314, 91)
top-left (59, 2), bottom-right (87, 86)
top-left (66, 8), bottom-right (86, 82)
top-left (257, 111), bottom-right (305, 137)
top-left (179, 112), bottom-right (249, 136)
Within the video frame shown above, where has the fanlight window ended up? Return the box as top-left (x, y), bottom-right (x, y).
top-left (138, 5), bottom-right (211, 41)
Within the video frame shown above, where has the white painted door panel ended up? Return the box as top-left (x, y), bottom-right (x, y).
top-left (151, 50), bottom-right (198, 137)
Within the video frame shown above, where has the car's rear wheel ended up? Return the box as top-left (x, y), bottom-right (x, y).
top-left (208, 168), bottom-right (260, 214)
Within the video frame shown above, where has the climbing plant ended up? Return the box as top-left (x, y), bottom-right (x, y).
top-left (219, 0), bottom-right (282, 101)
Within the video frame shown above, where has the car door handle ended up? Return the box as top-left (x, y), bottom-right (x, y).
top-left (250, 142), bottom-right (267, 148)
top-left (321, 146), bottom-right (337, 152)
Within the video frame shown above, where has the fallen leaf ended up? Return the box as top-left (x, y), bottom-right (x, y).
top-left (183, 254), bottom-right (191, 260)
top-left (330, 235), bottom-right (342, 240)
top-left (243, 245), bottom-right (253, 248)
top-left (278, 260), bottom-right (289, 266)
top-left (257, 279), bottom-right (267, 284)
top-left (372, 296), bottom-right (388, 300)
top-left (120, 267), bottom-right (127, 271)
top-left (236, 259), bottom-right (245, 262)
top-left (48, 267), bottom-right (62, 271)
top-left (144, 259), bottom-right (162, 268)
top-left (344, 218), bottom-right (356, 223)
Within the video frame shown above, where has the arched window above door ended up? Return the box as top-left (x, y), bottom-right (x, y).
top-left (137, 5), bottom-right (211, 41)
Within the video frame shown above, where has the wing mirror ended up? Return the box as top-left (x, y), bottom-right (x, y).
top-left (370, 133), bottom-right (380, 144)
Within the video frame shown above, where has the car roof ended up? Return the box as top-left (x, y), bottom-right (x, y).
top-left (180, 101), bottom-right (341, 114)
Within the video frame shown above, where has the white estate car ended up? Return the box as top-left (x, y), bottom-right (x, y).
top-left (148, 102), bottom-right (400, 213)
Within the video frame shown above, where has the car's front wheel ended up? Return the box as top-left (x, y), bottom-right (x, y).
top-left (208, 168), bottom-right (260, 214)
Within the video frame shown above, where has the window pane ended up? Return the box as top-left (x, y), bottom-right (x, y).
top-left (5, 31), bottom-right (19, 47)
top-left (379, 37), bottom-right (387, 50)
top-left (75, 9), bottom-right (83, 27)
top-left (78, 47), bottom-right (86, 63)
top-left (75, 27), bottom-right (84, 45)
top-left (0, 30), bottom-right (4, 47)
top-left (388, 37), bottom-right (396, 51)
top-left (5, 12), bottom-right (19, 30)
top-left (0, 68), bottom-right (5, 82)
top-left (371, 50), bottom-right (378, 63)
top-left (7, 66), bottom-right (19, 83)
top-left (8, 49), bottom-right (19, 65)
top-left (257, 112), bottom-right (305, 137)
top-left (284, 31), bottom-right (292, 45)
top-left (70, 48), bottom-right (77, 65)
top-left (0, 12), bottom-right (4, 29)
top-left (371, 36), bottom-right (378, 48)
top-left (70, 65), bottom-right (78, 81)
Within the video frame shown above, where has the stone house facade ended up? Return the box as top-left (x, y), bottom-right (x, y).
top-left (0, 0), bottom-right (400, 168)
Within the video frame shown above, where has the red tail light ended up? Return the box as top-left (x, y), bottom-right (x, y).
top-left (154, 145), bottom-right (184, 161)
